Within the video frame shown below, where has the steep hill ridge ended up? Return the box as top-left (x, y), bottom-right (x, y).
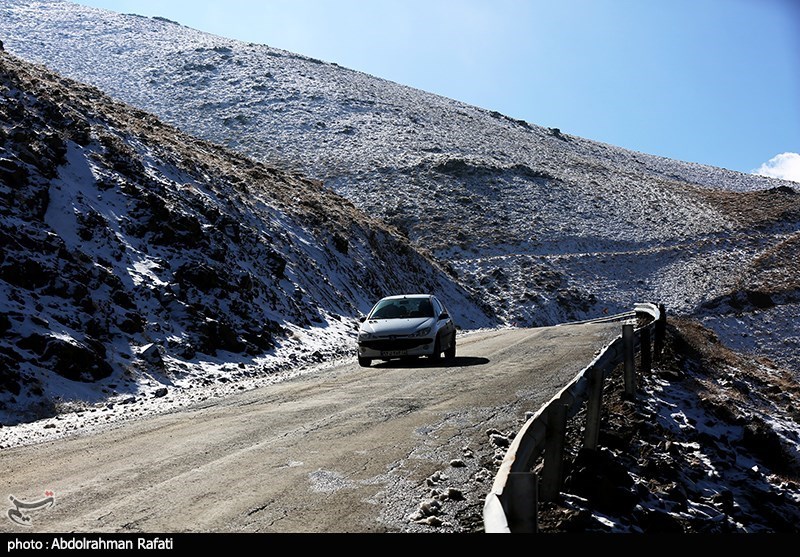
top-left (0, 49), bottom-right (492, 425)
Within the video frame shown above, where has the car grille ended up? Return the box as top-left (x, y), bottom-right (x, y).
top-left (360, 338), bottom-right (432, 351)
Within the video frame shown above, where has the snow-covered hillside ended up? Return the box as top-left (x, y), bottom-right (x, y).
top-left (1, 1), bottom-right (797, 375)
top-left (1, 0), bottom-right (800, 534)
top-left (0, 49), bottom-right (493, 430)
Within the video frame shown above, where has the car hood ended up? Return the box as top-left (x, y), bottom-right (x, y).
top-left (360, 317), bottom-right (435, 336)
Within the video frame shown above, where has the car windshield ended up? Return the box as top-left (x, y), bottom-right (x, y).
top-left (371, 298), bottom-right (434, 319)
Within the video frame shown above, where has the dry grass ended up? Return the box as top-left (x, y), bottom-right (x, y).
top-left (689, 185), bottom-right (800, 229)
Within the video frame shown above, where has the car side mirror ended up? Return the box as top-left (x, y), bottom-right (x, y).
top-left (438, 312), bottom-right (449, 320)
top-left (359, 316), bottom-right (367, 323)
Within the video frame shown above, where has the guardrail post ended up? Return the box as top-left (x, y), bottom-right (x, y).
top-left (623, 321), bottom-right (636, 399)
top-left (640, 326), bottom-right (652, 375)
top-left (654, 303), bottom-right (666, 359)
top-left (583, 366), bottom-right (604, 452)
top-left (504, 472), bottom-right (539, 533)
top-left (541, 403), bottom-right (568, 502)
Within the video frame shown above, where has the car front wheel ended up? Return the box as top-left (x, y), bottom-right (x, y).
top-left (444, 336), bottom-right (456, 359)
top-left (358, 357), bottom-right (371, 367)
top-left (430, 336), bottom-right (442, 361)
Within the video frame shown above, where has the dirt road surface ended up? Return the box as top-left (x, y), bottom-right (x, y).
top-left (1, 323), bottom-right (621, 533)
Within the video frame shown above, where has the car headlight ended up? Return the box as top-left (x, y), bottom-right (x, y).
top-left (358, 331), bottom-right (374, 341)
top-left (410, 327), bottom-right (431, 338)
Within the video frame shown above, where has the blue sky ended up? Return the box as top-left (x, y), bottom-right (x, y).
top-left (73, 0), bottom-right (800, 181)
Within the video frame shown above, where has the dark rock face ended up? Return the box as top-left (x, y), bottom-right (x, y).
top-left (23, 334), bottom-right (113, 382)
top-left (741, 420), bottom-right (790, 473)
top-left (562, 448), bottom-right (638, 515)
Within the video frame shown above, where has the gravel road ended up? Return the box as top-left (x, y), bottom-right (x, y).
top-left (0, 323), bottom-right (622, 533)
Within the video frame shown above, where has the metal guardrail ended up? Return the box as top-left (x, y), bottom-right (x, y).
top-left (483, 302), bottom-right (666, 533)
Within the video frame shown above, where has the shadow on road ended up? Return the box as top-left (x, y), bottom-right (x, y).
top-left (372, 356), bottom-right (490, 369)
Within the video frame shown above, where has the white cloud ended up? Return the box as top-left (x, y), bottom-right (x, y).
top-left (753, 152), bottom-right (800, 183)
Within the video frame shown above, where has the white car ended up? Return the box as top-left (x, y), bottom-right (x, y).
top-left (356, 294), bottom-right (457, 367)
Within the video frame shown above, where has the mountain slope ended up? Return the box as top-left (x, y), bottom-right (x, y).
top-left (1, 2), bottom-right (797, 366)
top-left (0, 49), bottom-right (493, 425)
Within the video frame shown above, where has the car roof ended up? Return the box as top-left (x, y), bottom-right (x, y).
top-left (380, 294), bottom-right (433, 300)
